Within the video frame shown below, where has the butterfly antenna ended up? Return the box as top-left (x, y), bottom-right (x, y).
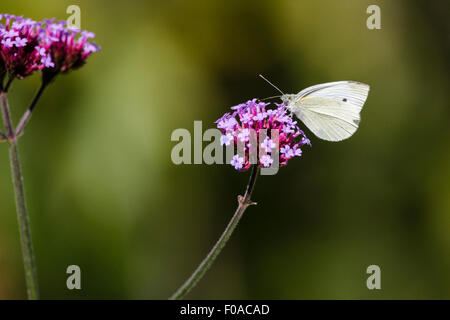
top-left (259, 95), bottom-right (282, 101)
top-left (259, 74), bottom-right (284, 95)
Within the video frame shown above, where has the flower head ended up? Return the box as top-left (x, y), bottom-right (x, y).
top-left (0, 14), bottom-right (48, 80)
top-left (39, 20), bottom-right (100, 82)
top-left (216, 99), bottom-right (310, 171)
top-left (0, 14), bottom-right (100, 86)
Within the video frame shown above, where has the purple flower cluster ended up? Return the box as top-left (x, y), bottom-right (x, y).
top-left (0, 14), bottom-right (46, 79)
top-left (216, 99), bottom-right (311, 171)
top-left (0, 14), bottom-right (100, 84)
top-left (40, 19), bottom-right (100, 82)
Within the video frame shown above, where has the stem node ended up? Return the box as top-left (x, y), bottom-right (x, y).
top-left (238, 195), bottom-right (257, 206)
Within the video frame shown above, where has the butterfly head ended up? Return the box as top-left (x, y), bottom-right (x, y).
top-left (281, 94), bottom-right (295, 105)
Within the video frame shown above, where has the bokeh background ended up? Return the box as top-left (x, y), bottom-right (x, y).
top-left (0, 0), bottom-right (449, 299)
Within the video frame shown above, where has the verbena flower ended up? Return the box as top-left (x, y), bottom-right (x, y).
top-left (216, 99), bottom-right (311, 171)
top-left (0, 14), bottom-right (50, 80)
top-left (0, 14), bottom-right (100, 86)
top-left (39, 19), bottom-right (100, 82)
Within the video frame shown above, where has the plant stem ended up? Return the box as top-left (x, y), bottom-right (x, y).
top-left (4, 76), bottom-right (14, 93)
top-left (0, 93), bottom-right (39, 300)
top-left (169, 165), bottom-right (260, 300)
top-left (8, 140), bottom-right (40, 299)
top-left (1, 92), bottom-right (14, 138)
top-left (15, 82), bottom-right (47, 137)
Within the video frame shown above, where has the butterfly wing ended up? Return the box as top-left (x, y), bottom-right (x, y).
top-left (290, 81), bottom-right (370, 141)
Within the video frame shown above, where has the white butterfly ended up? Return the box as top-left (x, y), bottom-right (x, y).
top-left (260, 76), bottom-right (370, 142)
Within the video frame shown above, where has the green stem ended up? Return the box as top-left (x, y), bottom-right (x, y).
top-left (8, 140), bottom-right (40, 299)
top-left (1, 92), bottom-right (14, 138)
top-left (170, 165), bottom-right (260, 300)
top-left (15, 82), bottom-right (47, 137)
top-left (0, 93), bottom-right (39, 300)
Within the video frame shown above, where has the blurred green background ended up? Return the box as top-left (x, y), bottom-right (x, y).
top-left (0, 0), bottom-right (449, 299)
